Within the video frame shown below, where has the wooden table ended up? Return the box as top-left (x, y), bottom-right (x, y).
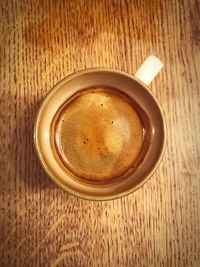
top-left (1, 0), bottom-right (200, 266)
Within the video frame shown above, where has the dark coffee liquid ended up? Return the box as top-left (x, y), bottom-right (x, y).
top-left (51, 87), bottom-right (151, 183)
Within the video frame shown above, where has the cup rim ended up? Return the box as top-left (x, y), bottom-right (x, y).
top-left (34, 67), bottom-right (166, 201)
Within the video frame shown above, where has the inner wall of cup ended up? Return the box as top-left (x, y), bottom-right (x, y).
top-left (37, 70), bottom-right (165, 198)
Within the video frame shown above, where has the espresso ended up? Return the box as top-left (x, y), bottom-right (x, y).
top-left (51, 87), bottom-right (151, 182)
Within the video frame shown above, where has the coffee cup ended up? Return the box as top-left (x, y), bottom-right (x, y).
top-left (34, 55), bottom-right (165, 200)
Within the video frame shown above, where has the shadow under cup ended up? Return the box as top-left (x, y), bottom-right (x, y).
top-left (34, 69), bottom-right (165, 200)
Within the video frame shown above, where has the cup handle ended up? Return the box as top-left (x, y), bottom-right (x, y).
top-left (135, 55), bottom-right (164, 86)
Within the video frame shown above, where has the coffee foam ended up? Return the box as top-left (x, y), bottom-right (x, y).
top-left (53, 87), bottom-right (146, 182)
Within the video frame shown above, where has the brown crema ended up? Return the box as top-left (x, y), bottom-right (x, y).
top-left (50, 87), bottom-right (151, 183)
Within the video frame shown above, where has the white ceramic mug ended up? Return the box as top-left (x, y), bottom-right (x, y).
top-left (34, 55), bottom-right (165, 200)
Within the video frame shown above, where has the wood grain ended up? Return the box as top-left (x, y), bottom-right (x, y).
top-left (0, 0), bottom-right (200, 266)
